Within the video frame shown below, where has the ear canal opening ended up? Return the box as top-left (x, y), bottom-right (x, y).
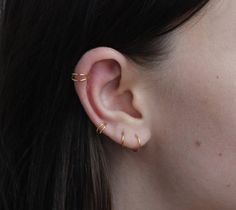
top-left (121, 90), bottom-right (142, 119)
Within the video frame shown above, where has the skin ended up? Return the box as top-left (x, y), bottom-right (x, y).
top-left (73, 0), bottom-right (236, 209)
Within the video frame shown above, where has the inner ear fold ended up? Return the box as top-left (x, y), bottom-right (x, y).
top-left (87, 58), bottom-right (142, 121)
top-left (101, 76), bottom-right (142, 119)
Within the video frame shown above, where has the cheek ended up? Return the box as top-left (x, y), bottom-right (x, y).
top-left (153, 54), bottom-right (236, 207)
top-left (148, 1), bottom-right (236, 207)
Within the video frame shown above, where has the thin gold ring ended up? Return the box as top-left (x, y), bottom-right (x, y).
top-left (133, 134), bottom-right (142, 152)
top-left (71, 73), bottom-right (88, 82)
top-left (121, 131), bottom-right (125, 147)
top-left (96, 122), bottom-right (107, 134)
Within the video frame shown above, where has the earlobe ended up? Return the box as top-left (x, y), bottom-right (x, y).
top-left (71, 47), bottom-right (151, 151)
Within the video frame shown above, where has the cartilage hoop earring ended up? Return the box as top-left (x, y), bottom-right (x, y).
top-left (71, 73), bottom-right (88, 82)
top-left (96, 122), bottom-right (107, 134)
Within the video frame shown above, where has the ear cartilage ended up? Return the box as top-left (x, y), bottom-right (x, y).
top-left (71, 73), bottom-right (88, 82)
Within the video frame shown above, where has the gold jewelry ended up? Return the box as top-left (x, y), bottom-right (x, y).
top-left (121, 131), bottom-right (125, 147)
top-left (133, 134), bottom-right (142, 152)
top-left (135, 134), bottom-right (142, 148)
top-left (71, 73), bottom-right (88, 82)
top-left (96, 122), bottom-right (107, 134)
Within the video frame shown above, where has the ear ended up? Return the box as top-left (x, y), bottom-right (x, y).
top-left (72, 47), bottom-right (151, 151)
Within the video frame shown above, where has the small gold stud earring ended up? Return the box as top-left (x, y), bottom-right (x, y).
top-left (71, 73), bottom-right (88, 82)
top-left (96, 122), bottom-right (107, 134)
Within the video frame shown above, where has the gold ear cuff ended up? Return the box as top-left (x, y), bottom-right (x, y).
top-left (71, 73), bottom-right (88, 82)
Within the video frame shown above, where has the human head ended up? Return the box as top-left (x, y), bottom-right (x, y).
top-left (72, 1), bottom-right (236, 209)
top-left (6, 0), bottom-right (236, 210)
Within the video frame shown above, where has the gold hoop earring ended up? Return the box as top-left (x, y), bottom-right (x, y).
top-left (133, 134), bottom-right (142, 152)
top-left (121, 131), bottom-right (125, 147)
top-left (96, 122), bottom-right (107, 134)
top-left (71, 73), bottom-right (88, 82)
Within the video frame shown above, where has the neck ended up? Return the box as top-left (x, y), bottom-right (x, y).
top-left (103, 139), bottom-right (171, 210)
